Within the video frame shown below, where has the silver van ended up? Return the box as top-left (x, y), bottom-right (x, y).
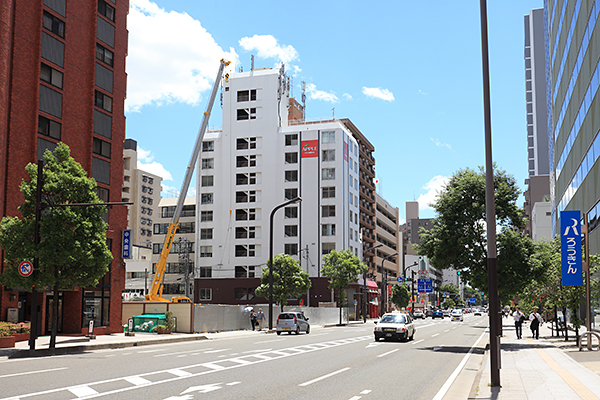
top-left (276, 312), bottom-right (310, 335)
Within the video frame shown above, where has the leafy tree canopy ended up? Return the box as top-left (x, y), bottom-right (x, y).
top-left (255, 254), bottom-right (311, 311)
top-left (417, 166), bottom-right (538, 303)
top-left (390, 284), bottom-right (410, 309)
top-left (0, 143), bottom-right (113, 290)
top-left (321, 249), bottom-right (367, 295)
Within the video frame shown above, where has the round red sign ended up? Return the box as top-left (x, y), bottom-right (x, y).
top-left (18, 261), bottom-right (34, 277)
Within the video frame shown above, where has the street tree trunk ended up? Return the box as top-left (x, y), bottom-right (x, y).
top-left (49, 265), bottom-right (59, 349)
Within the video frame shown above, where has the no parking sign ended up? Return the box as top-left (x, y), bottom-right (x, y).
top-left (18, 260), bottom-right (34, 277)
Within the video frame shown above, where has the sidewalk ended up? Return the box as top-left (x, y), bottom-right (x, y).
top-left (445, 317), bottom-right (600, 400)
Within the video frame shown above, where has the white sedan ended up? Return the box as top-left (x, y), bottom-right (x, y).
top-left (451, 309), bottom-right (464, 322)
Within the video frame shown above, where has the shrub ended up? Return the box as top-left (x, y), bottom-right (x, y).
top-left (0, 321), bottom-right (31, 336)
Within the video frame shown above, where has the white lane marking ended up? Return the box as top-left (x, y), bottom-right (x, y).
top-left (68, 386), bottom-right (98, 397)
top-left (431, 329), bottom-right (488, 400)
top-left (348, 397), bottom-right (361, 400)
top-left (243, 348), bottom-right (272, 353)
top-left (444, 329), bottom-right (450, 333)
top-left (227, 382), bottom-right (241, 386)
top-left (308, 333), bottom-right (330, 337)
top-left (377, 349), bottom-right (399, 358)
top-left (155, 348), bottom-right (214, 357)
top-left (299, 367), bottom-right (351, 387)
top-left (203, 349), bottom-right (230, 354)
top-left (202, 363), bottom-right (226, 370)
top-left (138, 349), bottom-right (165, 353)
top-left (432, 333), bottom-right (440, 337)
top-left (411, 339), bottom-right (425, 345)
top-left (361, 390), bottom-right (372, 394)
top-left (167, 369), bottom-right (192, 377)
top-left (0, 367), bottom-right (68, 379)
top-left (2, 335), bottom-right (372, 400)
top-left (417, 323), bottom-right (436, 329)
top-left (124, 376), bottom-right (151, 386)
top-left (254, 338), bottom-right (286, 344)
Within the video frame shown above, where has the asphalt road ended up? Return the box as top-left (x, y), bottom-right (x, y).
top-left (0, 314), bottom-right (488, 400)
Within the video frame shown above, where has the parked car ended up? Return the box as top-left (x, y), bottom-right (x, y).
top-left (432, 309), bottom-right (444, 319)
top-left (413, 309), bottom-right (425, 319)
top-left (443, 309), bottom-right (451, 318)
top-left (276, 312), bottom-right (310, 335)
top-left (451, 309), bottom-right (464, 322)
top-left (374, 312), bottom-right (416, 342)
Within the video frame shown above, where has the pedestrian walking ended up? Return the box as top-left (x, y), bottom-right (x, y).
top-left (250, 310), bottom-right (257, 331)
top-left (513, 307), bottom-right (525, 339)
top-left (529, 307), bottom-right (543, 339)
top-left (256, 308), bottom-right (265, 331)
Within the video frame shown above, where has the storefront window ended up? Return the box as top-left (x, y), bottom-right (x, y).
top-left (82, 289), bottom-right (110, 328)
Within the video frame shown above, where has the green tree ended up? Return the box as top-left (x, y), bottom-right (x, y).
top-left (390, 283), bottom-right (411, 310)
top-left (321, 249), bottom-right (367, 325)
top-left (417, 166), bottom-right (537, 303)
top-left (255, 254), bottom-right (311, 311)
top-left (0, 143), bottom-right (113, 348)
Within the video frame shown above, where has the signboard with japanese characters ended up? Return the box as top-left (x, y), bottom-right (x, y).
top-left (560, 210), bottom-right (582, 286)
top-left (122, 229), bottom-right (132, 259)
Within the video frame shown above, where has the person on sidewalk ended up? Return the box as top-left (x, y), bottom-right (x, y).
top-left (529, 308), bottom-right (543, 339)
top-left (256, 308), bottom-right (265, 331)
top-left (513, 307), bottom-right (525, 339)
top-left (249, 310), bottom-right (257, 331)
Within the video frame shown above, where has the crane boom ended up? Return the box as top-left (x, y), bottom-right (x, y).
top-left (146, 59), bottom-right (230, 302)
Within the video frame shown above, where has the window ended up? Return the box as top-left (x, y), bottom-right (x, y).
top-left (235, 245), bottom-right (256, 257)
top-left (322, 168), bottom-right (335, 180)
top-left (237, 89), bottom-right (256, 102)
top-left (284, 225), bottom-right (298, 237)
top-left (285, 134), bottom-right (298, 146)
top-left (201, 176), bottom-right (214, 187)
top-left (285, 170), bottom-right (298, 182)
top-left (322, 187), bottom-right (335, 198)
top-left (322, 242), bottom-right (335, 255)
top-left (98, 0), bottom-right (115, 22)
top-left (96, 44), bottom-right (114, 67)
top-left (161, 206), bottom-right (175, 218)
top-left (199, 288), bottom-right (212, 300)
top-left (237, 108), bottom-right (256, 120)
top-left (201, 193), bottom-right (213, 204)
top-left (200, 246), bottom-right (212, 257)
top-left (322, 131), bottom-right (335, 143)
top-left (285, 188), bottom-right (298, 201)
top-left (322, 224), bottom-right (336, 236)
top-left (284, 206), bottom-right (298, 219)
top-left (40, 63), bottom-right (63, 89)
top-left (235, 266), bottom-right (247, 278)
top-left (43, 11), bottom-right (65, 38)
top-left (236, 172), bottom-right (257, 185)
top-left (202, 141), bottom-right (214, 152)
top-left (236, 138), bottom-right (249, 150)
top-left (322, 149), bottom-right (335, 161)
top-left (200, 228), bottom-right (213, 240)
top-left (92, 138), bottom-right (111, 158)
top-left (322, 205), bottom-right (335, 217)
top-left (200, 210), bottom-right (213, 222)
top-left (38, 115), bottom-right (61, 140)
top-left (235, 208), bottom-right (256, 221)
top-left (236, 155), bottom-right (256, 167)
top-left (235, 226), bottom-right (256, 239)
top-left (178, 222), bottom-right (195, 233)
top-left (236, 190), bottom-right (256, 203)
top-left (285, 243), bottom-right (298, 255)
top-left (95, 90), bottom-right (112, 112)
top-left (285, 152), bottom-right (298, 164)
top-left (201, 158), bottom-right (214, 169)
top-left (349, 230), bottom-right (353, 240)
top-left (199, 267), bottom-right (212, 278)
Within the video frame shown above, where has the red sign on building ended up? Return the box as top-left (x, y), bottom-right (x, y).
top-left (301, 140), bottom-right (319, 158)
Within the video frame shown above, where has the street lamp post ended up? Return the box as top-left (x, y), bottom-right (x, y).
top-left (269, 197), bottom-right (302, 330)
top-left (380, 252), bottom-right (398, 315)
top-left (362, 244), bottom-right (382, 322)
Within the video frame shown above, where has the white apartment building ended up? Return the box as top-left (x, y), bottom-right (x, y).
top-left (194, 67), bottom-right (363, 305)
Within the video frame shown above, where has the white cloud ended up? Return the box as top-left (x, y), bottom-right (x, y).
top-left (305, 83), bottom-right (338, 103)
top-left (239, 34), bottom-right (299, 65)
top-left (362, 87), bottom-right (395, 101)
top-left (126, 0), bottom-right (237, 112)
top-left (343, 93), bottom-right (353, 101)
top-left (417, 175), bottom-right (450, 211)
top-left (418, 89), bottom-right (427, 96)
top-left (137, 147), bottom-right (172, 181)
top-left (430, 138), bottom-right (453, 151)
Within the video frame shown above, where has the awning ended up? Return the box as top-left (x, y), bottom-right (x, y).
top-left (367, 280), bottom-right (378, 293)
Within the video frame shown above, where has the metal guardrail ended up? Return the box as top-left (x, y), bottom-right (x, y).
top-left (578, 330), bottom-right (600, 351)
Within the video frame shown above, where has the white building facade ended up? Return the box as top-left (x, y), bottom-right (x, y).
top-left (194, 67), bottom-right (362, 305)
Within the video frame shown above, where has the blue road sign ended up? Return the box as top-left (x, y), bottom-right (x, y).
top-left (425, 279), bottom-right (433, 293)
top-left (560, 210), bottom-right (582, 286)
top-left (397, 276), bottom-right (403, 283)
top-left (122, 230), bottom-right (132, 259)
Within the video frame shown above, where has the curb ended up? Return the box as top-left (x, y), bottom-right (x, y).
top-left (8, 335), bottom-right (209, 359)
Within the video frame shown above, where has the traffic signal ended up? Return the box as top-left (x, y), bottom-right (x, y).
top-left (457, 271), bottom-right (461, 275)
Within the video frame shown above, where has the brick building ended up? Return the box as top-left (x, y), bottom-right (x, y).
top-left (0, 0), bottom-right (128, 335)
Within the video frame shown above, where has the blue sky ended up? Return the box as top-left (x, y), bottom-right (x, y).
top-left (125, 0), bottom-right (543, 221)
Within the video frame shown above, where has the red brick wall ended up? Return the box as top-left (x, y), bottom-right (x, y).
top-left (0, 0), bottom-right (129, 334)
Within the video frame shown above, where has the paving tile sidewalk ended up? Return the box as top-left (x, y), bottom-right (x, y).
top-left (468, 318), bottom-right (600, 399)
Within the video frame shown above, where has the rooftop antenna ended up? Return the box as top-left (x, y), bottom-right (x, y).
top-left (251, 55), bottom-right (254, 71)
top-left (289, 76), bottom-right (293, 99)
top-left (332, 107), bottom-right (335, 119)
top-left (301, 81), bottom-right (306, 121)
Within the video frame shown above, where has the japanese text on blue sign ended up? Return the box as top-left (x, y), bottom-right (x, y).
top-left (122, 229), bottom-right (131, 259)
top-left (560, 210), bottom-right (582, 286)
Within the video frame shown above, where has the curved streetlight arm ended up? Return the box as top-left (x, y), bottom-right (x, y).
top-left (269, 197), bottom-right (302, 330)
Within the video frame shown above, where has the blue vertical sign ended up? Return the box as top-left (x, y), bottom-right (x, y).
top-left (122, 229), bottom-right (131, 259)
top-left (560, 210), bottom-right (582, 286)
